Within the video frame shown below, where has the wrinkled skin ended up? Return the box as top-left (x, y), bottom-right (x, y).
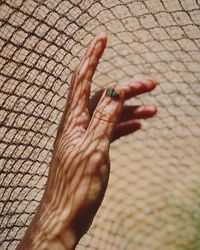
top-left (17, 31), bottom-right (157, 250)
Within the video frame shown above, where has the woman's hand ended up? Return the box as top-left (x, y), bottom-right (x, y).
top-left (17, 31), bottom-right (157, 250)
top-left (89, 79), bottom-right (157, 142)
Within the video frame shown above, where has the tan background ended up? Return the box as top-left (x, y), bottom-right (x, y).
top-left (0, 0), bottom-right (200, 249)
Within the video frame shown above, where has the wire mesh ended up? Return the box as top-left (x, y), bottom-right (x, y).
top-left (0, 0), bottom-right (200, 249)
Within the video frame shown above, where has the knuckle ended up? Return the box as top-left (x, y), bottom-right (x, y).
top-left (93, 109), bottom-right (114, 124)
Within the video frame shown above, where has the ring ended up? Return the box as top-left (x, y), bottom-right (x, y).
top-left (106, 88), bottom-right (119, 98)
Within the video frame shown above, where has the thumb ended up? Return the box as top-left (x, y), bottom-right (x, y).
top-left (85, 85), bottom-right (125, 144)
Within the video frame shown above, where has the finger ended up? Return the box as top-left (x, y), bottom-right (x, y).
top-left (85, 85), bottom-right (125, 146)
top-left (88, 78), bottom-right (157, 116)
top-left (65, 31), bottom-right (108, 131)
top-left (120, 105), bottom-right (157, 123)
top-left (120, 77), bottom-right (157, 100)
top-left (112, 120), bottom-right (141, 142)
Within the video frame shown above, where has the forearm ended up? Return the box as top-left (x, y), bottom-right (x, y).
top-left (16, 196), bottom-right (78, 250)
top-left (17, 226), bottom-right (77, 250)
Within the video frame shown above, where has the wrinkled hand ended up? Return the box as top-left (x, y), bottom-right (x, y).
top-left (89, 80), bottom-right (157, 142)
top-left (17, 31), bottom-right (157, 250)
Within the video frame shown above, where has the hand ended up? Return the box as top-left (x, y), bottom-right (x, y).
top-left (89, 79), bottom-right (157, 142)
top-left (17, 31), bottom-right (157, 250)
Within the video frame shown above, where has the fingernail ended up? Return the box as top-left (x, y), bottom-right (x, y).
top-left (99, 30), bottom-right (107, 38)
top-left (148, 106), bottom-right (157, 112)
top-left (146, 79), bottom-right (157, 88)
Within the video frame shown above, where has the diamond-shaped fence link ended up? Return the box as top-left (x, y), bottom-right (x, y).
top-left (0, 0), bottom-right (200, 249)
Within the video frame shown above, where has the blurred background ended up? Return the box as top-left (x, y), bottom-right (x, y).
top-left (0, 0), bottom-right (200, 249)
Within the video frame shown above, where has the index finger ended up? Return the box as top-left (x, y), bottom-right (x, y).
top-left (57, 31), bottom-right (108, 139)
top-left (66, 31), bottom-right (108, 122)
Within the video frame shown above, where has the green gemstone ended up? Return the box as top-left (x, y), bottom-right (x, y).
top-left (106, 88), bottom-right (119, 98)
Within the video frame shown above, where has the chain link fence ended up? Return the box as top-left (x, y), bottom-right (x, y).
top-left (1, 0), bottom-right (200, 249)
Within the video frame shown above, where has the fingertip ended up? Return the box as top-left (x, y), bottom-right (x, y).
top-left (133, 119), bottom-right (142, 129)
top-left (148, 105), bottom-right (157, 115)
top-left (95, 29), bottom-right (108, 47)
top-left (98, 29), bottom-right (108, 40)
top-left (153, 105), bottom-right (158, 114)
top-left (140, 105), bottom-right (157, 118)
top-left (86, 30), bottom-right (108, 59)
top-left (150, 78), bottom-right (157, 89)
top-left (143, 78), bottom-right (157, 90)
